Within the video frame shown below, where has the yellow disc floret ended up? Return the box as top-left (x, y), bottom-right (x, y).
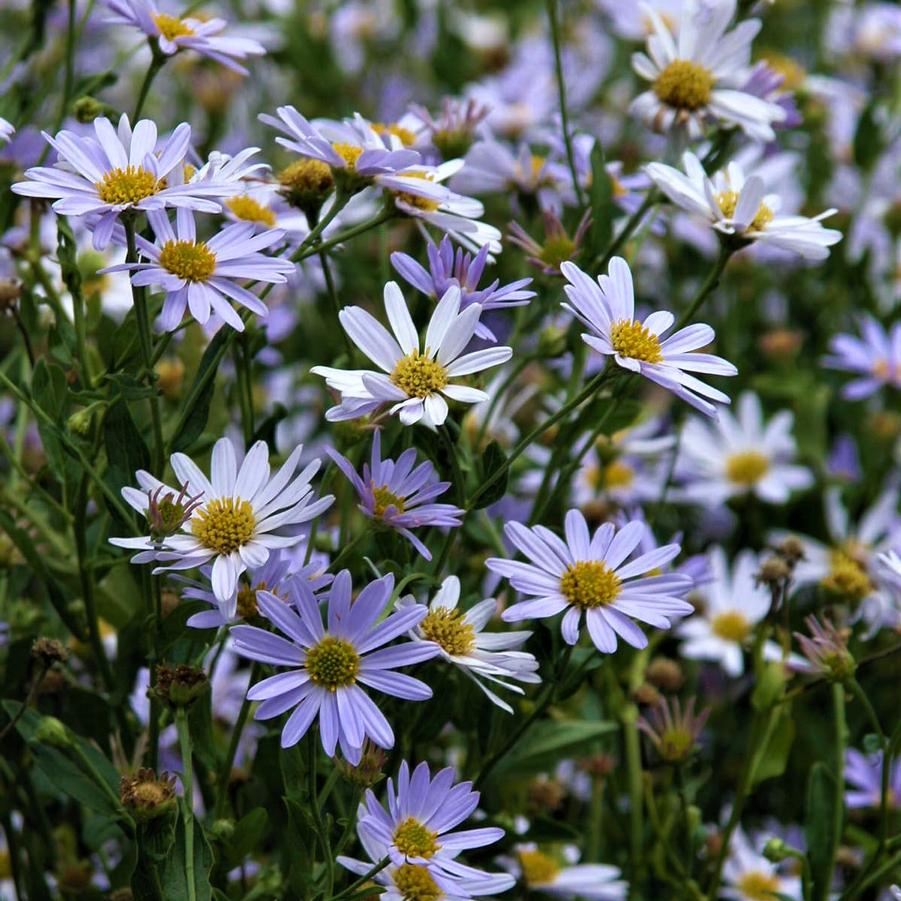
top-left (159, 239), bottom-right (217, 282)
top-left (332, 143), bottom-right (364, 170)
top-left (710, 610), bottom-right (751, 642)
top-left (372, 485), bottom-right (407, 517)
top-left (716, 190), bottom-right (775, 231)
top-left (737, 871), bottom-right (781, 900)
top-left (226, 195), bottom-right (277, 227)
top-left (305, 637), bottom-right (361, 690)
top-left (192, 498), bottom-right (256, 555)
top-left (654, 60), bottom-right (716, 110)
top-left (154, 12), bottom-right (195, 39)
top-left (560, 561), bottom-right (622, 608)
top-left (822, 549), bottom-right (872, 602)
top-left (518, 849), bottom-right (560, 886)
top-left (610, 319), bottom-right (664, 364)
top-left (393, 864), bottom-right (441, 901)
top-left (725, 450), bottom-right (770, 486)
top-left (97, 166), bottom-right (161, 205)
top-left (390, 351), bottom-right (448, 398)
top-left (420, 607), bottom-right (477, 656)
top-left (395, 172), bottom-right (442, 213)
top-left (393, 817), bottom-right (441, 859)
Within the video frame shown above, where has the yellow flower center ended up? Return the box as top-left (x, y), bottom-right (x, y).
top-left (760, 51), bottom-right (806, 90)
top-left (305, 636), bottom-right (361, 690)
top-left (0, 851), bottom-right (11, 880)
top-left (610, 319), bottom-right (664, 363)
top-left (393, 817), bottom-right (441, 859)
top-left (725, 451), bottom-right (770, 486)
top-left (603, 459), bottom-right (635, 490)
top-left (159, 239), bottom-right (217, 282)
top-left (372, 122), bottom-right (417, 146)
top-left (656, 726), bottom-right (696, 762)
top-left (277, 158), bottom-right (335, 199)
top-left (822, 549), bottom-right (872, 602)
top-left (191, 498), bottom-right (256, 555)
top-left (226, 194), bottom-right (277, 227)
top-left (560, 561), bottom-right (622, 608)
top-left (393, 864), bottom-right (441, 901)
top-left (710, 610), bottom-right (751, 642)
top-left (153, 12), bottom-right (195, 40)
top-left (96, 165), bottom-right (162, 205)
top-left (716, 190), bottom-right (775, 231)
top-left (235, 580), bottom-right (282, 619)
top-left (390, 350), bottom-right (448, 398)
top-left (737, 870), bottom-right (781, 900)
top-left (332, 142), bottom-right (364, 171)
top-left (654, 59), bottom-right (716, 110)
top-left (420, 607), bottom-right (477, 656)
top-left (538, 235), bottom-right (576, 269)
top-left (395, 172), bottom-right (441, 213)
top-left (371, 485), bottom-right (406, 517)
top-left (518, 849), bottom-right (560, 886)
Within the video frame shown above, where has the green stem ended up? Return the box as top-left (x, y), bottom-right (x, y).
top-left (235, 335), bottom-right (255, 447)
top-left (545, 0), bottom-right (585, 208)
top-left (133, 50), bottom-right (166, 121)
top-left (330, 856), bottom-right (390, 901)
top-left (591, 191), bottom-right (658, 271)
top-left (318, 250), bottom-right (354, 357)
top-left (176, 708), bottom-right (198, 901)
top-left (293, 208), bottom-right (396, 263)
top-left (213, 662), bottom-right (259, 820)
top-left (822, 683), bottom-right (847, 897)
top-left (467, 369), bottom-right (612, 511)
top-left (675, 244), bottom-right (732, 330)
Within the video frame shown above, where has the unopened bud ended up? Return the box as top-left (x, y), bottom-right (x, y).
top-left (73, 96), bottom-right (104, 123)
top-left (153, 663), bottom-right (208, 708)
top-left (646, 657), bottom-right (685, 692)
top-left (776, 536), bottom-right (806, 565)
top-left (35, 716), bottom-right (71, 749)
top-left (337, 741), bottom-right (387, 787)
top-left (120, 769), bottom-right (177, 821)
top-left (32, 636), bottom-right (69, 667)
top-left (763, 837), bottom-right (790, 863)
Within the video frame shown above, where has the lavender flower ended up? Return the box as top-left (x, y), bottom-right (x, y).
top-left (327, 430), bottom-right (463, 560)
top-left (391, 235), bottom-right (534, 341)
top-left (637, 696), bottom-right (710, 763)
top-left (845, 749), bottom-right (901, 809)
top-left (233, 571), bottom-right (439, 761)
top-left (824, 316), bottom-right (901, 398)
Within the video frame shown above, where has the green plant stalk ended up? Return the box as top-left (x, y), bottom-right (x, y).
top-left (591, 191), bottom-right (659, 271)
top-left (235, 335), bottom-right (256, 447)
top-left (176, 708), bottom-right (198, 901)
top-left (133, 47), bottom-right (166, 121)
top-left (213, 662), bottom-right (260, 820)
top-left (825, 683), bottom-right (847, 896)
top-left (675, 244), bottom-right (733, 330)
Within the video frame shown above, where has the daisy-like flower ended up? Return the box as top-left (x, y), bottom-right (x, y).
top-left (792, 615), bottom-right (856, 681)
top-left (103, 209), bottom-right (294, 331)
top-left (103, 0), bottom-right (265, 73)
top-left (721, 826), bottom-right (802, 901)
top-left (233, 573), bottom-right (438, 761)
top-left (379, 160), bottom-right (502, 253)
top-left (391, 234), bottom-right (534, 341)
top-left (110, 437), bottom-right (334, 615)
top-left (824, 316), bottom-right (901, 398)
top-left (12, 116), bottom-right (231, 249)
top-left (508, 210), bottom-right (592, 275)
top-left (0, 118), bottom-right (14, 144)
top-left (646, 152), bottom-right (842, 260)
top-left (397, 576), bottom-right (540, 712)
top-left (311, 282), bottom-right (512, 428)
top-left (676, 547), bottom-right (787, 677)
top-left (560, 257), bottom-right (737, 418)
top-left (180, 547), bottom-right (332, 628)
top-left (327, 430), bottom-right (462, 560)
top-left (630, 0), bottom-right (785, 140)
top-left (637, 696), bottom-right (710, 764)
top-left (486, 510), bottom-right (693, 655)
top-left (504, 844), bottom-right (628, 900)
top-left (675, 391), bottom-right (813, 505)
top-left (844, 749), bottom-right (901, 810)
top-left (355, 761), bottom-right (511, 890)
top-left (260, 107), bottom-right (420, 189)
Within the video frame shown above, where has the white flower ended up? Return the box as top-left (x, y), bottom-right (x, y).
top-left (675, 391), bottom-right (814, 505)
top-left (561, 257), bottom-right (737, 418)
top-left (505, 844), bottom-right (628, 900)
top-left (721, 826), bottom-right (802, 901)
top-left (110, 437), bottom-right (334, 615)
top-left (647, 151), bottom-right (842, 260)
top-left (312, 281), bottom-right (512, 428)
top-left (630, 0), bottom-right (785, 140)
top-left (398, 576), bottom-right (540, 713)
top-left (0, 118), bottom-right (14, 144)
top-left (676, 547), bottom-right (785, 677)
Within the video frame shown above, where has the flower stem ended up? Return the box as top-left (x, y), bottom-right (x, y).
top-left (133, 48), bottom-right (166, 121)
top-left (175, 708), bottom-right (198, 901)
top-left (675, 243), bottom-right (733, 330)
top-left (212, 662), bottom-right (259, 820)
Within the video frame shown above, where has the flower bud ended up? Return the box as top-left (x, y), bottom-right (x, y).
top-left (73, 96), bottom-right (104, 123)
top-left (34, 716), bottom-right (72, 749)
top-left (120, 769), bottom-right (177, 822)
top-left (337, 741), bottom-right (387, 787)
top-left (763, 837), bottom-right (790, 863)
top-left (277, 159), bottom-right (334, 219)
top-left (153, 663), bottom-right (208, 708)
top-left (31, 636), bottom-right (69, 667)
top-left (646, 657), bottom-right (685, 692)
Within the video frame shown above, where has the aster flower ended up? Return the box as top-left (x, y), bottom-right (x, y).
top-left (311, 282), bottom-right (512, 427)
top-left (676, 547), bottom-right (788, 677)
top-left (379, 160), bottom-right (502, 253)
top-left (637, 696), bottom-right (710, 763)
top-left (260, 107), bottom-right (420, 188)
top-left (11, 116), bottom-right (231, 249)
top-left (327, 430), bottom-right (462, 560)
top-left (355, 761), bottom-right (511, 890)
top-left (646, 152), bottom-right (841, 260)
top-left (233, 572), bottom-right (438, 761)
top-left (180, 547), bottom-right (333, 628)
top-left (102, 209), bottom-right (293, 331)
top-left (630, 0), bottom-right (785, 141)
top-left (408, 97), bottom-right (490, 160)
top-left (508, 210), bottom-right (592, 275)
top-left (823, 316), bottom-right (901, 398)
top-left (103, 0), bottom-right (265, 73)
top-left (391, 234), bottom-right (534, 341)
top-left (397, 576), bottom-right (540, 712)
top-left (486, 510), bottom-right (693, 655)
top-left (504, 844), bottom-right (628, 900)
top-left (721, 826), bottom-right (802, 901)
top-left (110, 437), bottom-right (334, 615)
top-left (560, 257), bottom-right (737, 417)
top-left (845, 749), bottom-right (901, 809)
top-left (675, 392), bottom-right (813, 504)
top-left (791, 615), bottom-right (855, 681)
top-left (0, 118), bottom-right (14, 144)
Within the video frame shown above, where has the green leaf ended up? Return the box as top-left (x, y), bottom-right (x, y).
top-left (31, 358), bottom-right (69, 420)
top-left (586, 141), bottom-right (613, 258)
top-left (751, 709), bottom-right (795, 787)
top-left (160, 817), bottom-right (213, 901)
top-left (805, 762), bottom-right (842, 901)
top-left (473, 441), bottom-right (508, 509)
top-left (224, 807), bottom-right (269, 868)
top-left (103, 397), bottom-right (150, 523)
top-left (495, 720), bottom-right (617, 777)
